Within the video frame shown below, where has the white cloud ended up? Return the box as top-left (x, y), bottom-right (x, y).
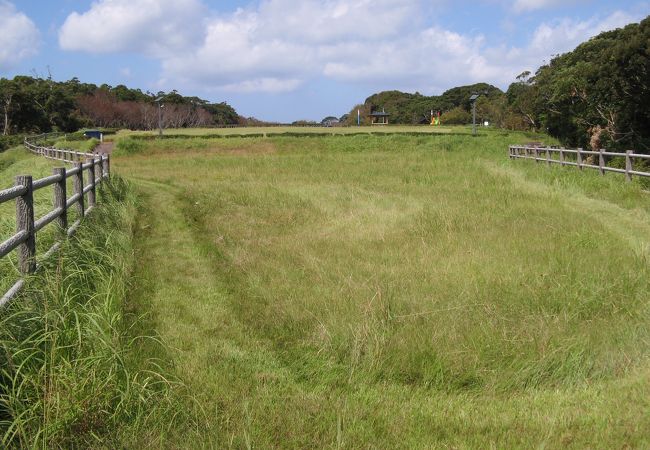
top-left (57, 0), bottom-right (645, 95)
top-left (58, 0), bottom-right (205, 57)
top-left (0, 1), bottom-right (40, 70)
top-left (164, 4), bottom-right (640, 94)
top-left (254, 0), bottom-right (419, 43)
top-left (527, 11), bottom-right (638, 61)
top-left (220, 78), bottom-right (304, 93)
top-left (161, 0), bottom-right (422, 92)
top-left (512, 0), bottom-right (584, 13)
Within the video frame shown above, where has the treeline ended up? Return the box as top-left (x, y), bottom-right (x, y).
top-left (346, 83), bottom-right (504, 127)
top-left (350, 15), bottom-right (649, 152)
top-left (0, 76), bottom-right (240, 136)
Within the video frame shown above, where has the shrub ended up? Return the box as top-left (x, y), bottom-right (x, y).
top-left (0, 135), bottom-right (25, 153)
top-left (440, 107), bottom-right (472, 125)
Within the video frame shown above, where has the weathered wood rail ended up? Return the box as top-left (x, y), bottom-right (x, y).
top-left (509, 145), bottom-right (650, 181)
top-left (0, 134), bottom-right (111, 306)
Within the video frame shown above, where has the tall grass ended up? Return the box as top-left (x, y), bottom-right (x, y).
top-left (113, 132), bottom-right (650, 447)
top-left (0, 177), bottom-right (191, 448)
top-left (53, 138), bottom-right (100, 152)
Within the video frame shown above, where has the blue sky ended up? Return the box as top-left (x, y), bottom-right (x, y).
top-left (1, 0), bottom-right (648, 122)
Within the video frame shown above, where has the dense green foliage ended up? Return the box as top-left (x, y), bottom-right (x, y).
top-left (348, 83), bottom-right (502, 125)
top-left (0, 135), bottom-right (25, 153)
top-left (530, 16), bottom-right (650, 151)
top-left (0, 76), bottom-right (240, 135)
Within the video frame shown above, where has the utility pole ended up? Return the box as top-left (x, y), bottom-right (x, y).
top-left (472, 101), bottom-right (477, 136)
top-left (469, 91), bottom-right (488, 136)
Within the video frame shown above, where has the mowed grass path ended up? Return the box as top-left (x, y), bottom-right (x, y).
top-left (115, 133), bottom-right (650, 448)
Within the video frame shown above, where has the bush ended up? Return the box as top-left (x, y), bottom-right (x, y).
top-left (440, 107), bottom-right (472, 125)
top-left (0, 135), bottom-right (25, 153)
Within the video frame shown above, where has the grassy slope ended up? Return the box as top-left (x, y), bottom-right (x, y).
top-left (117, 132), bottom-right (648, 447)
top-left (52, 137), bottom-right (100, 152)
top-left (115, 125), bottom-right (462, 138)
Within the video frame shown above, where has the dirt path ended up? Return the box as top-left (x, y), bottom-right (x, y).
top-left (94, 142), bottom-right (114, 154)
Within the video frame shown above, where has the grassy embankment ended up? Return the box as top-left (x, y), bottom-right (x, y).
top-left (53, 137), bottom-right (100, 152)
top-left (0, 147), bottom-right (193, 448)
top-left (112, 129), bottom-right (650, 448)
top-left (115, 124), bottom-right (460, 138)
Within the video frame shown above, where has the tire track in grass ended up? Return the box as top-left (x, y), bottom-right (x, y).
top-left (122, 162), bottom-right (650, 449)
top-left (128, 177), bottom-right (319, 447)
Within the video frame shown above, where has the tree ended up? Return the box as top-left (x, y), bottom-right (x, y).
top-left (531, 16), bottom-right (650, 151)
top-left (342, 104), bottom-right (371, 126)
top-left (0, 79), bottom-right (16, 135)
top-left (505, 71), bottom-right (540, 130)
top-left (440, 107), bottom-right (471, 125)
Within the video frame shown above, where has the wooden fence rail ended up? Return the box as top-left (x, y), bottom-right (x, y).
top-left (0, 134), bottom-right (111, 306)
top-left (509, 145), bottom-right (650, 181)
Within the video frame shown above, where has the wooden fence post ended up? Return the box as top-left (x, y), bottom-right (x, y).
top-left (598, 149), bottom-right (605, 176)
top-left (96, 156), bottom-right (104, 187)
top-left (559, 147), bottom-right (565, 166)
top-left (625, 150), bottom-right (633, 182)
top-left (86, 157), bottom-right (96, 208)
top-left (15, 175), bottom-right (36, 274)
top-left (74, 162), bottom-right (85, 218)
top-left (104, 154), bottom-right (110, 178)
top-left (53, 167), bottom-right (67, 231)
top-left (577, 148), bottom-right (583, 170)
top-left (534, 147), bottom-right (539, 163)
top-left (546, 148), bottom-right (551, 166)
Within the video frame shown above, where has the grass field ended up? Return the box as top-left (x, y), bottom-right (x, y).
top-left (2, 130), bottom-right (649, 447)
top-left (109, 130), bottom-right (650, 447)
top-left (114, 124), bottom-right (462, 138)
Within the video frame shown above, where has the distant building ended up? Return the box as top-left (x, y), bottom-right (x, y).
top-left (83, 130), bottom-right (103, 141)
top-left (369, 109), bottom-right (390, 125)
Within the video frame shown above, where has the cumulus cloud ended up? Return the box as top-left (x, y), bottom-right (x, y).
top-left (57, 0), bottom-right (644, 94)
top-left (254, 0), bottom-right (420, 44)
top-left (162, 0), bottom-right (639, 94)
top-left (0, 1), bottom-right (40, 70)
top-left (527, 11), bottom-right (638, 60)
top-left (161, 0), bottom-right (422, 92)
top-left (58, 0), bottom-right (206, 57)
top-left (512, 0), bottom-right (585, 13)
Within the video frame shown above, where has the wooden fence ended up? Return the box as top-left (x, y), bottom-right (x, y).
top-left (509, 145), bottom-right (650, 181)
top-left (0, 135), bottom-right (111, 306)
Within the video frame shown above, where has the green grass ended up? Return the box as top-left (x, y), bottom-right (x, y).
top-left (116, 124), bottom-right (468, 138)
top-left (53, 137), bottom-right (100, 152)
top-left (0, 149), bottom-right (196, 448)
top-left (0, 147), bottom-right (68, 296)
top-left (0, 147), bottom-right (89, 296)
top-left (112, 130), bottom-right (650, 447)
